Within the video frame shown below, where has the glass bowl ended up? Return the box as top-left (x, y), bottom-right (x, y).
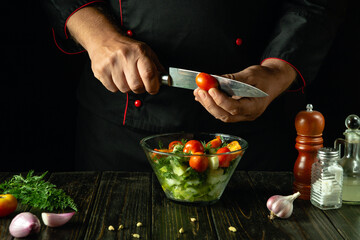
top-left (140, 132), bottom-right (248, 205)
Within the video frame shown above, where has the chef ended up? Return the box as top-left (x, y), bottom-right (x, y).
top-left (42, 0), bottom-right (346, 171)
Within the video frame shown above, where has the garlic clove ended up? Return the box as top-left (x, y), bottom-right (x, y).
top-left (266, 192), bottom-right (300, 220)
top-left (41, 212), bottom-right (75, 227)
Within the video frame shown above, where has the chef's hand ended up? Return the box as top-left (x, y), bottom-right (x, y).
top-left (67, 6), bottom-right (164, 95)
top-left (88, 34), bottom-right (164, 94)
top-left (193, 58), bottom-right (297, 122)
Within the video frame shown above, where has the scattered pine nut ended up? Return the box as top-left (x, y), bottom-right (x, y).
top-left (118, 224), bottom-right (124, 230)
top-left (108, 225), bottom-right (115, 231)
top-left (132, 233), bottom-right (140, 238)
top-left (179, 227), bottom-right (184, 234)
top-left (228, 226), bottom-right (237, 232)
top-left (136, 222), bottom-right (143, 227)
top-left (190, 217), bottom-right (197, 222)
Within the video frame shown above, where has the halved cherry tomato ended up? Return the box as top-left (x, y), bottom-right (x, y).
top-left (189, 152), bottom-right (209, 172)
top-left (168, 141), bottom-right (183, 150)
top-left (183, 140), bottom-right (204, 154)
top-left (216, 147), bottom-right (231, 167)
top-left (206, 135), bottom-right (222, 148)
top-left (0, 194), bottom-right (17, 217)
top-left (151, 148), bottom-right (172, 160)
top-left (195, 72), bottom-right (219, 91)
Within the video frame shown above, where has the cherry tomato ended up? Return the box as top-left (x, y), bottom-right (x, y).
top-left (216, 147), bottom-right (231, 167)
top-left (183, 140), bottom-right (204, 154)
top-left (168, 141), bottom-right (183, 150)
top-left (195, 72), bottom-right (219, 91)
top-left (206, 135), bottom-right (222, 148)
top-left (151, 148), bottom-right (172, 160)
top-left (0, 194), bottom-right (17, 217)
top-left (189, 153), bottom-right (209, 172)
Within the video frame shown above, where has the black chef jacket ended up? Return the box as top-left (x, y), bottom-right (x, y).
top-left (42, 0), bottom-right (346, 171)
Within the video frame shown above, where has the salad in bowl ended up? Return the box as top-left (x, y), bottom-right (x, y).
top-left (140, 133), bottom-right (248, 204)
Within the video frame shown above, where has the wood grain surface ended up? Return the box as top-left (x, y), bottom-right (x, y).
top-left (0, 171), bottom-right (358, 240)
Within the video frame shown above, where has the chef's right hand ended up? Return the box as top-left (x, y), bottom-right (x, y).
top-left (88, 36), bottom-right (164, 94)
top-left (67, 6), bottom-right (164, 95)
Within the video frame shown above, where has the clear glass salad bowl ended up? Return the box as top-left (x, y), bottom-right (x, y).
top-left (140, 132), bottom-right (248, 205)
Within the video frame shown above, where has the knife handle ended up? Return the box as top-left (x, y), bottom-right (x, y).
top-left (160, 73), bottom-right (172, 86)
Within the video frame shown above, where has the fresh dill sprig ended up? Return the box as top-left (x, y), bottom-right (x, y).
top-left (0, 170), bottom-right (78, 212)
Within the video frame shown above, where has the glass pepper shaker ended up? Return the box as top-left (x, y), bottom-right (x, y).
top-left (334, 114), bottom-right (360, 205)
top-left (310, 147), bottom-right (343, 210)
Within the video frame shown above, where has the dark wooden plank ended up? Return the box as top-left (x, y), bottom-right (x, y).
top-left (32, 171), bottom-right (101, 240)
top-left (211, 171), bottom-right (280, 240)
top-left (248, 171), bottom-right (343, 240)
top-left (152, 173), bottom-right (217, 240)
top-left (324, 205), bottom-right (360, 240)
top-left (84, 172), bottom-right (152, 240)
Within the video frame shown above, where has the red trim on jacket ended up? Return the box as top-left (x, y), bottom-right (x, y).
top-left (261, 57), bottom-right (306, 93)
top-left (52, 28), bottom-right (86, 54)
top-left (119, 0), bottom-right (128, 125)
top-left (119, 0), bottom-right (123, 26)
top-left (51, 0), bottom-right (104, 54)
top-left (123, 93), bottom-right (129, 125)
top-left (64, 0), bottom-right (105, 39)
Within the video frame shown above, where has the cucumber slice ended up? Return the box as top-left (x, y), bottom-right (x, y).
top-left (208, 156), bottom-right (219, 170)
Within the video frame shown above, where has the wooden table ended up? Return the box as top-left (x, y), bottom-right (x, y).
top-left (0, 171), bottom-right (359, 240)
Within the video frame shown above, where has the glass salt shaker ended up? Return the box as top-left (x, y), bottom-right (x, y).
top-left (310, 147), bottom-right (343, 210)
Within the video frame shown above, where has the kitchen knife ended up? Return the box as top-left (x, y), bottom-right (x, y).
top-left (161, 67), bottom-right (268, 97)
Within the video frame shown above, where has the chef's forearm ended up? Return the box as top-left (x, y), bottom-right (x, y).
top-left (261, 58), bottom-right (297, 93)
top-left (66, 6), bottom-right (124, 53)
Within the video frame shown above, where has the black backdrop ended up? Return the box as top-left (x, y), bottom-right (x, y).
top-left (1, 1), bottom-right (359, 172)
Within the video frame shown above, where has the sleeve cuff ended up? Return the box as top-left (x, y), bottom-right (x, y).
top-left (51, 0), bottom-right (105, 54)
top-left (261, 57), bottom-right (306, 93)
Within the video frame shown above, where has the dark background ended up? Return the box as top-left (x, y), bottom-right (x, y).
top-left (1, 1), bottom-right (359, 172)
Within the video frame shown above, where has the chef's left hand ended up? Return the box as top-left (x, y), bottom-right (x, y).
top-left (193, 58), bottom-right (297, 122)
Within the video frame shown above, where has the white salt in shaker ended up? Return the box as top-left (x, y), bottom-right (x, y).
top-left (310, 147), bottom-right (343, 210)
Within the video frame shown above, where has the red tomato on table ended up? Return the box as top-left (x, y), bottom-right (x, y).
top-left (195, 73), bottom-right (219, 91)
top-left (183, 140), bottom-right (204, 154)
top-left (216, 147), bottom-right (231, 167)
top-left (189, 153), bottom-right (209, 172)
top-left (0, 194), bottom-right (17, 217)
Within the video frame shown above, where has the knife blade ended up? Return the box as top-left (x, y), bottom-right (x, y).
top-left (161, 67), bottom-right (268, 97)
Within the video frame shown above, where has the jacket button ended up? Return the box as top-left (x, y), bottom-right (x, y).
top-left (235, 38), bottom-right (243, 46)
top-left (134, 100), bottom-right (142, 107)
top-left (127, 30), bottom-right (133, 37)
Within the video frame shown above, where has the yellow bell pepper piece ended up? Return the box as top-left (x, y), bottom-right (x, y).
top-left (227, 141), bottom-right (241, 152)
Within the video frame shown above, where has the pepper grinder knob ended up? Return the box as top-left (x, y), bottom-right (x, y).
top-left (293, 104), bottom-right (325, 200)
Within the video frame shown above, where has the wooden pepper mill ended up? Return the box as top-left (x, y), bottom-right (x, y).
top-left (293, 104), bottom-right (325, 200)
